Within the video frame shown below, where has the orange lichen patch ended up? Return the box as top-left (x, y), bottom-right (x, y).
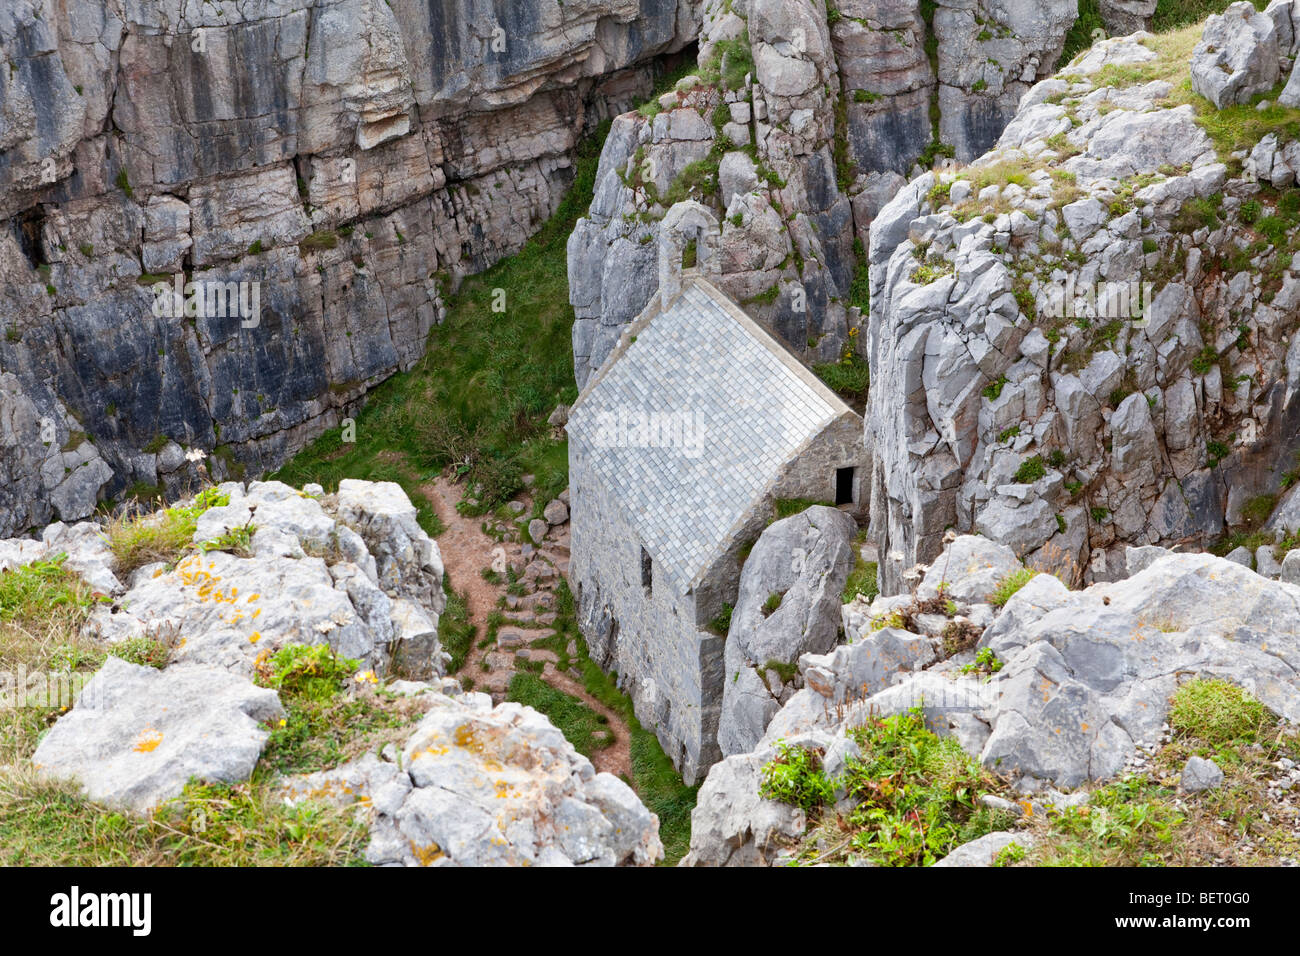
top-left (1018, 799), bottom-right (1035, 817)
top-left (133, 728), bottom-right (164, 753)
top-left (452, 723), bottom-right (505, 772)
top-left (1080, 722), bottom-right (1090, 732)
top-left (410, 840), bottom-right (445, 866)
top-left (248, 594), bottom-right (260, 603)
top-left (252, 608), bottom-right (262, 619)
top-left (249, 631), bottom-right (261, 644)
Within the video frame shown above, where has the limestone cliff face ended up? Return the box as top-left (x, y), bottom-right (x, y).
top-left (0, 0), bottom-right (698, 535)
top-left (567, 0), bottom-right (1079, 388)
top-left (866, 28), bottom-right (1300, 595)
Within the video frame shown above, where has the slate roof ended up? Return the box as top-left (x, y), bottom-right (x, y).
top-left (568, 276), bottom-right (853, 595)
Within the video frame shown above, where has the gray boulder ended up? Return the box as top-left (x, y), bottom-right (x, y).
top-left (799, 628), bottom-right (935, 704)
top-left (718, 506), bottom-right (856, 756)
top-left (1180, 755), bottom-right (1225, 793)
top-left (980, 551), bottom-right (1300, 790)
top-left (1098, 1), bottom-right (1158, 36)
top-left (1191, 1), bottom-right (1281, 108)
top-left (543, 498), bottom-right (569, 526)
top-left (31, 657), bottom-right (283, 812)
top-left (681, 734), bottom-right (822, 867)
top-left (1267, 484), bottom-right (1300, 534)
top-left (1280, 549), bottom-right (1300, 585)
top-left (933, 830), bottom-right (1035, 867)
top-left (359, 694), bottom-right (663, 866)
top-left (917, 535), bottom-right (1023, 604)
top-left (1125, 544), bottom-right (1173, 577)
top-left (528, 518), bottom-right (549, 544)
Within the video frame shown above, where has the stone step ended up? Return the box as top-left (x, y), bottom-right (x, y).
top-left (496, 631), bottom-right (528, 650)
top-left (484, 650), bottom-right (515, 670)
top-left (518, 591), bottom-right (554, 611)
top-left (501, 615), bottom-right (553, 630)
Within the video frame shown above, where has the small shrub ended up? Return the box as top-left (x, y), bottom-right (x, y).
top-left (988, 567), bottom-right (1037, 607)
top-left (708, 603), bottom-right (734, 636)
top-left (759, 742), bottom-right (834, 813)
top-left (108, 635), bottom-right (172, 670)
top-left (842, 559), bottom-right (879, 605)
top-left (1168, 679), bottom-right (1273, 746)
top-left (256, 643), bottom-right (360, 702)
top-left (962, 646), bottom-right (1004, 676)
top-left (940, 620), bottom-right (982, 658)
top-left (982, 375), bottom-right (1008, 401)
top-left (762, 592), bottom-right (783, 618)
top-left (1013, 455), bottom-right (1045, 484)
top-left (198, 524), bottom-right (255, 557)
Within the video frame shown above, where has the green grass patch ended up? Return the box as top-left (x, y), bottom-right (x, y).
top-left (988, 567), bottom-right (1038, 607)
top-left (813, 352), bottom-right (870, 408)
top-left (506, 672), bottom-right (614, 758)
top-left (773, 498), bottom-right (833, 520)
top-left (1028, 774), bottom-right (1185, 866)
top-left (106, 487), bottom-right (229, 575)
top-left (1168, 679), bottom-right (1274, 746)
top-left (437, 580), bottom-right (475, 672)
top-left (842, 555), bottom-right (879, 606)
top-left (0, 553), bottom-right (99, 622)
top-left (0, 770), bottom-right (367, 866)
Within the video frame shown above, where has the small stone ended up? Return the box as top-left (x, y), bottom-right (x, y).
top-left (1180, 755), bottom-right (1225, 793)
top-left (528, 518), bottom-right (548, 544)
top-left (543, 499), bottom-right (569, 526)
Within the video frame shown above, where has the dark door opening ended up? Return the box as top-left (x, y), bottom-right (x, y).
top-left (640, 546), bottom-right (653, 594)
top-left (835, 467), bottom-right (856, 506)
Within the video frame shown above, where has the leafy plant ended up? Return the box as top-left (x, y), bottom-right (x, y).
top-left (1013, 455), bottom-right (1045, 484)
top-left (962, 646), bottom-right (1005, 676)
top-left (708, 603), bottom-right (734, 636)
top-left (256, 643), bottom-right (360, 702)
top-left (759, 742), bottom-right (835, 813)
top-left (198, 524), bottom-right (255, 557)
